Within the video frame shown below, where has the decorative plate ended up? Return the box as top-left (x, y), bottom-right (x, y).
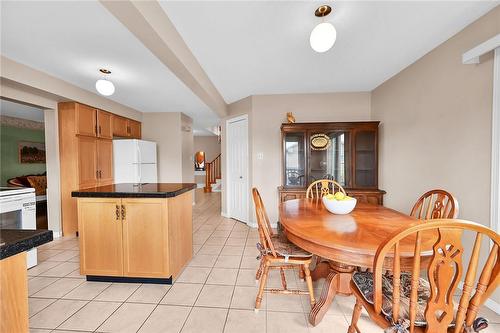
top-left (310, 134), bottom-right (331, 150)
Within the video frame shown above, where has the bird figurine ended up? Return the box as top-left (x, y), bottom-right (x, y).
top-left (286, 112), bottom-right (296, 123)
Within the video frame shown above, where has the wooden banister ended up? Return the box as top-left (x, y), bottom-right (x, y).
top-left (204, 154), bottom-right (221, 192)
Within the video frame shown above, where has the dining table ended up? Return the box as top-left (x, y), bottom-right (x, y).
top-left (279, 198), bottom-right (429, 327)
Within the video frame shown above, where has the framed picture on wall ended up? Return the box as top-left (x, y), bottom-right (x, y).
top-left (18, 141), bottom-right (46, 163)
top-left (195, 151), bottom-right (206, 171)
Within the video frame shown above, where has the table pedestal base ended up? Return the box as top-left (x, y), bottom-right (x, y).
top-left (309, 260), bottom-right (355, 326)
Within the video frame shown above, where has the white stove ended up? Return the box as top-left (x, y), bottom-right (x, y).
top-left (0, 186), bottom-right (37, 268)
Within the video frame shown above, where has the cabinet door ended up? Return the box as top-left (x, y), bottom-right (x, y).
top-left (283, 132), bottom-right (306, 187)
top-left (113, 116), bottom-right (129, 137)
top-left (78, 136), bottom-right (98, 188)
top-left (129, 120), bottom-right (141, 139)
top-left (77, 198), bottom-right (123, 276)
top-left (122, 199), bottom-right (169, 277)
top-left (97, 139), bottom-right (113, 185)
top-left (354, 130), bottom-right (377, 188)
top-left (76, 104), bottom-right (97, 137)
top-left (97, 110), bottom-right (113, 139)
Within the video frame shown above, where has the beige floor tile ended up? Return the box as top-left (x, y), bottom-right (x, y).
top-left (229, 231), bottom-right (248, 239)
top-left (267, 293), bottom-right (304, 313)
top-left (58, 301), bottom-right (121, 331)
top-left (193, 244), bottom-right (202, 254)
top-left (243, 246), bottom-right (260, 257)
top-left (236, 269), bottom-right (258, 287)
top-left (231, 286), bottom-right (264, 310)
top-left (36, 249), bottom-right (64, 262)
top-left (188, 254), bottom-right (218, 267)
top-left (62, 281), bottom-right (111, 300)
top-left (478, 305), bottom-right (500, 324)
top-left (205, 237), bottom-right (228, 246)
top-left (266, 311), bottom-right (309, 333)
top-left (97, 302), bottom-right (155, 333)
top-left (161, 283), bottom-right (203, 306)
top-left (94, 283), bottom-right (140, 302)
top-left (138, 305), bottom-right (191, 333)
top-left (28, 261), bottom-right (62, 276)
top-left (214, 255), bottom-right (241, 268)
top-left (224, 309), bottom-right (266, 333)
top-left (240, 257), bottom-right (260, 270)
top-left (28, 277), bottom-right (59, 295)
top-left (206, 268), bottom-right (239, 285)
top-left (176, 267), bottom-right (212, 283)
top-left (29, 329), bottom-right (51, 333)
top-left (32, 278), bottom-right (84, 298)
top-left (212, 230), bottom-right (232, 238)
top-left (38, 262), bottom-right (79, 277)
top-left (127, 284), bottom-right (171, 304)
top-left (220, 245), bottom-right (244, 256)
top-left (46, 250), bottom-right (79, 262)
top-left (349, 314), bottom-right (383, 332)
top-left (198, 245), bottom-right (223, 255)
top-left (65, 269), bottom-right (86, 279)
top-left (307, 314), bottom-right (349, 333)
top-left (29, 298), bottom-right (56, 317)
top-left (181, 307), bottom-right (228, 333)
top-left (195, 284), bottom-right (234, 308)
top-left (29, 299), bottom-right (87, 329)
top-left (225, 237), bottom-right (246, 246)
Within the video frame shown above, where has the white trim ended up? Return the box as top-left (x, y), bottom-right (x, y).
top-left (458, 281), bottom-right (500, 314)
top-left (221, 211), bottom-right (230, 218)
top-left (492, 48), bottom-right (500, 233)
top-left (462, 34), bottom-right (500, 64)
top-left (225, 114), bottom-right (250, 224)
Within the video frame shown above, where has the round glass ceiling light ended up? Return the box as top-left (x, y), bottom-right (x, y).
top-left (95, 79), bottom-right (115, 96)
top-left (310, 22), bottom-right (337, 53)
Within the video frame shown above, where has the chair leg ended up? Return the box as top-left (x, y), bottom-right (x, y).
top-left (255, 259), bottom-right (270, 312)
top-left (255, 258), bottom-right (264, 284)
top-left (299, 265), bottom-right (305, 281)
top-left (303, 263), bottom-right (316, 306)
top-left (348, 297), bottom-right (363, 333)
top-left (279, 267), bottom-right (287, 290)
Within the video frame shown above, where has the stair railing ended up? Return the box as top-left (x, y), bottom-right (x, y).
top-left (204, 154), bottom-right (221, 192)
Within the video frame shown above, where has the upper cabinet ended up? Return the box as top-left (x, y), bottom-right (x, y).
top-left (112, 116), bottom-right (141, 139)
top-left (76, 104), bottom-right (97, 137)
top-left (97, 110), bottom-right (113, 139)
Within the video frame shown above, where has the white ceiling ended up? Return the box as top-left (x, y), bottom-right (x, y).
top-left (161, 1), bottom-right (499, 103)
top-left (0, 1), bottom-right (219, 131)
top-left (0, 99), bottom-right (44, 122)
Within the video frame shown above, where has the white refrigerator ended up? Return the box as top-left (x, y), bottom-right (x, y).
top-left (113, 139), bottom-right (158, 184)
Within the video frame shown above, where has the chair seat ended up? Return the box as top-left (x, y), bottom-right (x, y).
top-left (352, 271), bottom-right (431, 327)
top-left (259, 234), bottom-right (312, 258)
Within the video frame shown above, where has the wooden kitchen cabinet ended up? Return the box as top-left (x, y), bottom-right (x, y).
top-left (97, 110), bottom-right (113, 139)
top-left (122, 199), bottom-right (169, 278)
top-left (76, 103), bottom-right (97, 137)
top-left (78, 198), bottom-right (124, 277)
top-left (113, 115), bottom-right (129, 137)
top-left (78, 136), bottom-right (98, 188)
top-left (97, 139), bottom-right (113, 185)
top-left (129, 120), bottom-right (141, 139)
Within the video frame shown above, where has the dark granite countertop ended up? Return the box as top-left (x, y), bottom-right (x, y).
top-left (72, 183), bottom-right (197, 198)
top-left (1, 229), bottom-right (53, 260)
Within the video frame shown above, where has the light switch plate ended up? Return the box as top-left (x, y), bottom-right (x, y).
top-left (257, 152), bottom-right (264, 160)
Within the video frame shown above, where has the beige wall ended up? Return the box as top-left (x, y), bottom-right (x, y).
top-left (371, 6), bottom-right (500, 303)
top-left (142, 112), bottom-right (194, 183)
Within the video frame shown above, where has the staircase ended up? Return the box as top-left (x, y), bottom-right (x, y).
top-left (204, 154), bottom-right (221, 193)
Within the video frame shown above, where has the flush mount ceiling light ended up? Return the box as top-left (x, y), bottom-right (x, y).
top-left (95, 68), bottom-right (115, 96)
top-left (310, 5), bottom-right (337, 53)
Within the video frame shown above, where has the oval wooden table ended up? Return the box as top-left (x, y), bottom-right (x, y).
top-left (279, 198), bottom-right (428, 327)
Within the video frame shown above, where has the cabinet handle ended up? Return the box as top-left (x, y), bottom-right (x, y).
top-left (99, 125), bottom-right (102, 135)
top-left (99, 170), bottom-right (102, 178)
top-left (116, 205), bottom-right (120, 220)
top-left (96, 170), bottom-right (99, 179)
top-left (121, 205), bottom-right (126, 219)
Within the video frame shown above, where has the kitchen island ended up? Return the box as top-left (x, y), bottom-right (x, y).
top-left (1, 229), bottom-right (53, 333)
top-left (72, 183), bottom-right (196, 284)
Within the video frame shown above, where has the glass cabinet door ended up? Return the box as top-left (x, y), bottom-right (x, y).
top-left (354, 130), bottom-right (376, 187)
top-left (308, 131), bottom-right (351, 187)
top-left (284, 132), bottom-right (306, 187)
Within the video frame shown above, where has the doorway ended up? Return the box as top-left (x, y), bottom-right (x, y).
top-left (226, 115), bottom-right (249, 224)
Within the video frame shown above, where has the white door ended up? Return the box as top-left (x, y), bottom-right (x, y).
top-left (226, 115), bottom-right (249, 223)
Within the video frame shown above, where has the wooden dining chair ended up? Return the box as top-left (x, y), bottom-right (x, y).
top-left (306, 179), bottom-right (346, 199)
top-left (251, 188), bottom-right (316, 312)
top-left (410, 189), bottom-right (459, 220)
top-left (348, 219), bottom-right (499, 333)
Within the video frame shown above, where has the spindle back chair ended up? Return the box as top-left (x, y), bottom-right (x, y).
top-left (410, 189), bottom-right (459, 220)
top-left (306, 179), bottom-right (346, 199)
top-left (348, 219), bottom-right (499, 333)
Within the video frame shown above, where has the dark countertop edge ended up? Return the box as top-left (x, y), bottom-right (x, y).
top-left (1, 229), bottom-right (53, 260)
top-left (71, 184), bottom-right (197, 198)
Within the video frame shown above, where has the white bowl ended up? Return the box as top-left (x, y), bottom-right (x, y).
top-left (322, 196), bottom-right (357, 215)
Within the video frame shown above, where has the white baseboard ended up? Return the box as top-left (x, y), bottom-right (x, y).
top-left (221, 211), bottom-right (229, 218)
top-left (458, 281), bottom-right (500, 314)
top-left (52, 231), bottom-right (62, 239)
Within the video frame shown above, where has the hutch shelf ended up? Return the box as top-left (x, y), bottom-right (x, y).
top-left (278, 121), bottom-right (386, 205)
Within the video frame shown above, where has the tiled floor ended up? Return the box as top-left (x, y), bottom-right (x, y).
top-left (29, 189), bottom-right (500, 332)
